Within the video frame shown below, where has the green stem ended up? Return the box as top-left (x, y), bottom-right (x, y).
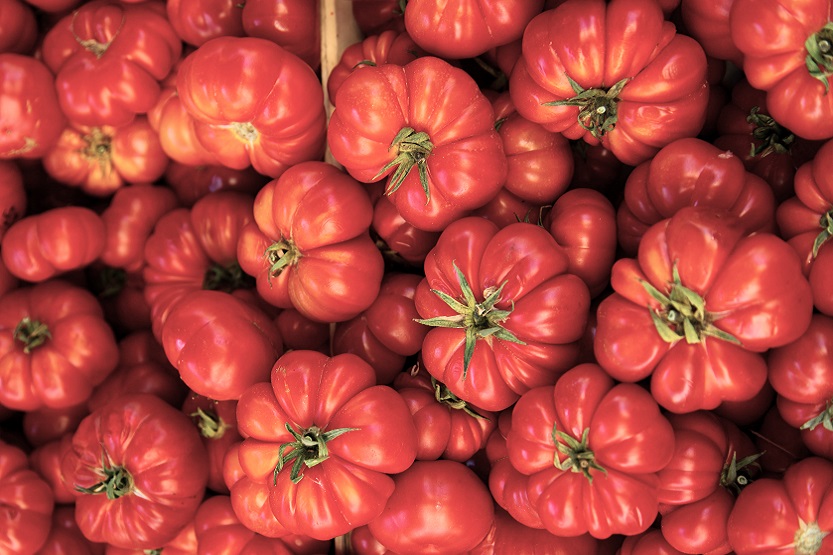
top-left (373, 127), bottom-right (434, 201)
top-left (432, 377), bottom-right (488, 420)
top-left (805, 23), bottom-right (833, 93)
top-left (544, 75), bottom-right (630, 139)
top-left (190, 406), bottom-right (228, 440)
top-left (551, 425), bottom-right (607, 483)
top-left (720, 451), bottom-right (763, 495)
top-left (747, 106), bottom-right (795, 157)
top-left (14, 317), bottom-right (52, 354)
top-left (75, 454), bottom-right (134, 500)
top-left (264, 239), bottom-right (301, 280)
top-left (273, 423), bottom-right (358, 484)
top-left (801, 400), bottom-right (833, 432)
top-left (812, 210), bottom-right (833, 258)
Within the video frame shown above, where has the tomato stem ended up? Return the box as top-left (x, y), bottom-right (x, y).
top-left (274, 423), bottom-right (358, 484)
top-left (543, 75), bottom-right (630, 139)
top-left (190, 406), bottom-right (228, 440)
top-left (801, 400), bottom-right (833, 433)
top-left (746, 106), bottom-right (795, 157)
top-left (551, 425), bottom-right (606, 483)
top-left (805, 23), bottom-right (833, 93)
top-left (432, 377), bottom-right (488, 420)
top-left (75, 453), bottom-right (135, 500)
top-left (14, 317), bottom-right (51, 354)
top-left (794, 520), bottom-right (828, 555)
top-left (264, 239), bottom-right (301, 280)
top-left (373, 127), bottom-right (434, 201)
top-left (719, 451), bottom-right (762, 495)
top-left (812, 210), bottom-right (833, 258)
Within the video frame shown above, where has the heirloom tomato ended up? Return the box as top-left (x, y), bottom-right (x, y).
top-left (166, 0), bottom-right (245, 46)
top-left (37, 506), bottom-right (104, 555)
top-left (241, 0), bottom-right (320, 70)
top-left (415, 216), bottom-right (590, 412)
top-left (0, 280), bottom-right (119, 411)
top-left (327, 56), bottom-right (507, 232)
top-left (274, 308), bottom-right (331, 353)
top-left (164, 162), bottom-right (268, 207)
top-left (41, 0), bottom-right (182, 127)
top-left (149, 86), bottom-right (221, 167)
top-left (0, 0), bottom-right (37, 55)
top-left (507, 364), bottom-right (675, 539)
top-left (62, 394), bottom-right (208, 550)
top-left (680, 0), bottom-right (743, 65)
top-left (235, 350), bottom-right (418, 540)
top-left (730, 0), bottom-right (833, 140)
top-left (237, 161), bottom-right (384, 323)
top-left (619, 530), bottom-right (686, 555)
top-left (0, 439), bottom-right (54, 555)
top-left (595, 206), bottom-right (813, 413)
top-left (369, 183), bottom-right (441, 267)
top-left (509, 0), bottom-right (709, 166)
top-left (105, 522), bottom-right (198, 555)
top-left (470, 508), bottom-right (602, 555)
top-left (351, 0), bottom-right (406, 35)
top-left (176, 36), bottom-right (326, 178)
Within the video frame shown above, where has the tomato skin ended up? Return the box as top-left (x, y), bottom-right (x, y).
top-left (404, 0), bottom-right (545, 59)
top-left (730, 0), bottom-right (833, 140)
top-left (163, 162), bottom-right (269, 207)
top-left (0, 0), bottom-right (37, 55)
top-left (0, 160), bottom-right (26, 241)
top-left (161, 290), bottom-right (284, 401)
top-left (235, 350), bottom-right (419, 540)
top-left (351, 0), bottom-right (406, 35)
top-left (661, 488), bottom-right (735, 555)
top-left (176, 36), bottom-right (326, 178)
top-left (0, 439), bottom-right (54, 555)
top-left (680, 0), bottom-right (743, 66)
top-left (0, 54), bottom-right (67, 159)
top-left (105, 522), bottom-right (198, 555)
top-left (62, 393), bottom-right (209, 550)
top-left (0, 280), bottom-right (119, 411)
top-left (370, 184), bottom-right (441, 267)
top-left (509, 0), bottom-right (709, 166)
top-left (728, 457), bottom-right (833, 554)
top-left (416, 217), bottom-right (590, 412)
top-left (595, 206), bottom-right (814, 414)
top-left (469, 508), bottom-right (602, 555)
top-left (507, 363), bottom-right (675, 539)
top-left (241, 0), bottom-right (320, 70)
top-left (181, 393), bottom-right (241, 494)
top-left (367, 460), bottom-right (495, 554)
top-left (328, 56), bottom-right (508, 232)
top-left (37, 505), bottom-right (106, 555)
top-left (22, 402), bottom-right (89, 448)
top-left (616, 137), bottom-right (777, 255)
top-left (237, 161), bottom-right (384, 323)
top-left (274, 309), bottom-right (331, 353)
top-left (166, 0), bottom-right (245, 46)
top-left (41, 0), bottom-right (182, 128)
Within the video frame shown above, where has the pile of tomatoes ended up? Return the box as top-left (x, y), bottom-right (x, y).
top-left (2, 0), bottom-right (833, 553)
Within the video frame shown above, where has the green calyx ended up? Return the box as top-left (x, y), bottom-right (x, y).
top-left (720, 451), bottom-right (763, 495)
top-left (273, 423), bottom-right (358, 485)
top-left (805, 23), bottom-right (833, 93)
top-left (552, 424), bottom-right (607, 483)
top-left (747, 106), bottom-right (795, 157)
top-left (90, 266), bottom-right (127, 299)
top-left (544, 75), bottom-right (630, 139)
top-left (416, 262), bottom-right (526, 379)
top-left (794, 520), bottom-right (829, 555)
top-left (14, 317), bottom-right (52, 354)
top-left (801, 400), bottom-right (833, 433)
top-left (640, 265), bottom-right (741, 346)
top-left (432, 376), bottom-right (488, 420)
top-left (812, 209), bottom-right (833, 258)
top-left (190, 406), bottom-right (228, 440)
top-left (75, 453), bottom-right (134, 500)
top-left (82, 128), bottom-right (114, 177)
top-left (264, 239), bottom-right (301, 280)
top-left (203, 261), bottom-right (254, 292)
top-left (373, 127), bottom-right (434, 202)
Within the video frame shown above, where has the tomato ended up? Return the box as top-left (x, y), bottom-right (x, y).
top-left (0, 439), bottom-right (54, 555)
top-left (506, 363), bottom-right (675, 538)
top-left (351, 0), bottom-right (406, 35)
top-left (730, 0), bottom-right (833, 140)
top-left (274, 308), bottom-right (331, 353)
top-left (509, 0), bottom-right (709, 166)
top-left (656, 417), bottom-right (727, 507)
top-left (166, 0), bottom-right (245, 46)
top-left (41, 0), bottom-right (182, 128)
top-left (0, 54), bottom-right (67, 159)
top-left (415, 216), bottom-right (590, 412)
top-left (161, 290), bottom-right (283, 401)
top-left (403, 0), bottom-right (544, 59)
top-left (470, 508), bottom-right (603, 555)
top-left (0, 280), bottom-right (119, 411)
top-left (0, 0), bottom-right (37, 55)
top-left (0, 160), bottom-right (26, 241)
top-left (62, 393), bottom-right (208, 550)
top-left (37, 506), bottom-right (105, 555)
top-left (175, 36), bottom-right (326, 178)
top-left (182, 393), bottom-right (242, 494)
top-left (569, 141), bottom-right (628, 197)
top-left (595, 206), bottom-right (814, 413)
top-left (237, 161), bottom-right (384, 323)
top-left (22, 402), bottom-right (89, 448)
top-left (776, 138), bottom-right (833, 316)
top-left (367, 460), bottom-right (494, 554)
top-left (619, 530), bottom-right (687, 555)
top-left (105, 521), bottom-right (198, 555)
top-left (333, 273), bottom-right (428, 384)
top-left (616, 137), bottom-right (777, 255)
top-left (328, 56), bottom-right (508, 232)
top-left (661, 488), bottom-right (735, 555)
top-left (31, 434), bottom-right (83, 505)
top-left (754, 405), bottom-right (812, 476)
top-left (680, 0), bottom-right (744, 66)
top-left (241, 0), bottom-right (320, 70)
top-left (369, 183), bottom-right (441, 267)
top-left (327, 30), bottom-right (425, 106)
top-left (471, 187), bottom-right (543, 229)
top-left (235, 350), bottom-right (418, 540)
top-left (85, 265), bottom-right (154, 334)
top-left (728, 457), bottom-right (833, 554)
top-left (148, 86), bottom-right (222, 167)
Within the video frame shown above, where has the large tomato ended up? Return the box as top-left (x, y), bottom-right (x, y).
top-left (234, 350), bottom-right (418, 540)
top-left (368, 183), bottom-right (441, 267)
top-left (61, 393), bottom-right (208, 550)
top-left (175, 36), bottom-right (326, 178)
top-left (730, 0), bottom-right (833, 140)
top-left (327, 56), bottom-right (508, 232)
top-left (0, 280), bottom-right (119, 411)
top-left (166, 0), bottom-right (245, 46)
top-left (237, 161), bottom-right (384, 323)
top-left (509, 0), bottom-right (709, 166)
top-left (241, 0), bottom-right (320, 70)
top-left (0, 439), bottom-right (54, 555)
top-left (40, 0), bottom-right (182, 127)
top-left (680, 0), bottom-right (743, 65)
top-left (506, 363), bottom-right (675, 539)
top-left (415, 216), bottom-right (591, 412)
top-left (594, 206), bottom-right (814, 413)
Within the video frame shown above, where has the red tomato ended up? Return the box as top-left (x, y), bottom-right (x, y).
top-left (36, 506), bottom-right (105, 555)
top-left (680, 0), bottom-right (744, 66)
top-left (182, 393), bottom-right (242, 494)
top-left (367, 460), bottom-right (495, 554)
top-left (0, 160), bottom-right (26, 241)
top-left (509, 0), bottom-right (709, 165)
top-left (0, 0), bottom-right (37, 54)
top-left (237, 161), bottom-right (384, 323)
top-left (415, 217), bottom-right (590, 412)
top-left (619, 530), bottom-right (687, 555)
top-left (403, 0), bottom-right (545, 59)
top-left (62, 394), bottom-right (208, 550)
top-left (470, 508), bottom-right (603, 555)
top-left (616, 137), bottom-right (777, 255)
top-left (161, 290), bottom-right (283, 401)
top-left (274, 308), bottom-right (331, 353)
top-left (166, 0), bottom-right (245, 46)
top-left (22, 402), bottom-right (89, 448)
top-left (0, 54), bottom-right (67, 159)
top-left (328, 56), bottom-right (508, 232)
top-left (0, 280), bottom-right (119, 411)
top-left (595, 206), bottom-right (814, 413)
top-left (31, 434), bottom-right (89, 504)
top-left (507, 363), bottom-right (675, 538)
top-left (235, 350), bottom-right (418, 540)
top-left (148, 86), bottom-right (221, 167)
top-left (105, 522), bottom-right (198, 555)
top-left (241, 0), bottom-right (320, 70)
top-left (41, 0), bottom-right (182, 127)
top-left (0, 439), bottom-right (54, 555)
top-left (163, 162), bottom-right (268, 207)
top-left (369, 183), bottom-right (441, 267)
top-left (175, 36), bottom-right (326, 178)
top-left (728, 457), bottom-right (833, 554)
top-left (351, 0), bottom-right (406, 35)
top-left (730, 0), bottom-right (833, 140)
top-left (471, 187), bottom-right (544, 230)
